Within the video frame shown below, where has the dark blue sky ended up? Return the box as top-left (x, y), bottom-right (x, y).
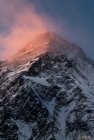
top-left (28, 0), bottom-right (94, 59)
top-left (0, 0), bottom-right (94, 60)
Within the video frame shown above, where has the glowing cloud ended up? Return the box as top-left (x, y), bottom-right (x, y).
top-left (0, 1), bottom-right (57, 60)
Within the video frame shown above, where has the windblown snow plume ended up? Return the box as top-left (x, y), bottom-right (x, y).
top-left (0, 0), bottom-right (57, 59)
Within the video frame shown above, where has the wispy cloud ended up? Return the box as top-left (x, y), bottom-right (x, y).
top-left (0, 0), bottom-right (57, 60)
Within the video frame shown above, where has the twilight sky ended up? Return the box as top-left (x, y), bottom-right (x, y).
top-left (0, 0), bottom-right (94, 60)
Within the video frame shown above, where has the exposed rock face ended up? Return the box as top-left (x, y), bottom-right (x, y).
top-left (0, 32), bottom-right (94, 140)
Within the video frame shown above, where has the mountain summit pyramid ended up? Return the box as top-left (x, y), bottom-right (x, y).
top-left (0, 31), bottom-right (94, 140)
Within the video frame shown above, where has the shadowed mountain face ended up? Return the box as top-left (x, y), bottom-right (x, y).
top-left (0, 31), bottom-right (94, 140)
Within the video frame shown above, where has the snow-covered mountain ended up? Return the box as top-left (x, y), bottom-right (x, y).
top-left (0, 31), bottom-right (94, 140)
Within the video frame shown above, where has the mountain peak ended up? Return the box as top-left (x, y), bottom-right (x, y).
top-left (9, 31), bottom-right (91, 65)
top-left (1, 32), bottom-right (94, 140)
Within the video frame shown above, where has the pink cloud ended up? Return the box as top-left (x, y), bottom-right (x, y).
top-left (0, 1), bottom-right (57, 60)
